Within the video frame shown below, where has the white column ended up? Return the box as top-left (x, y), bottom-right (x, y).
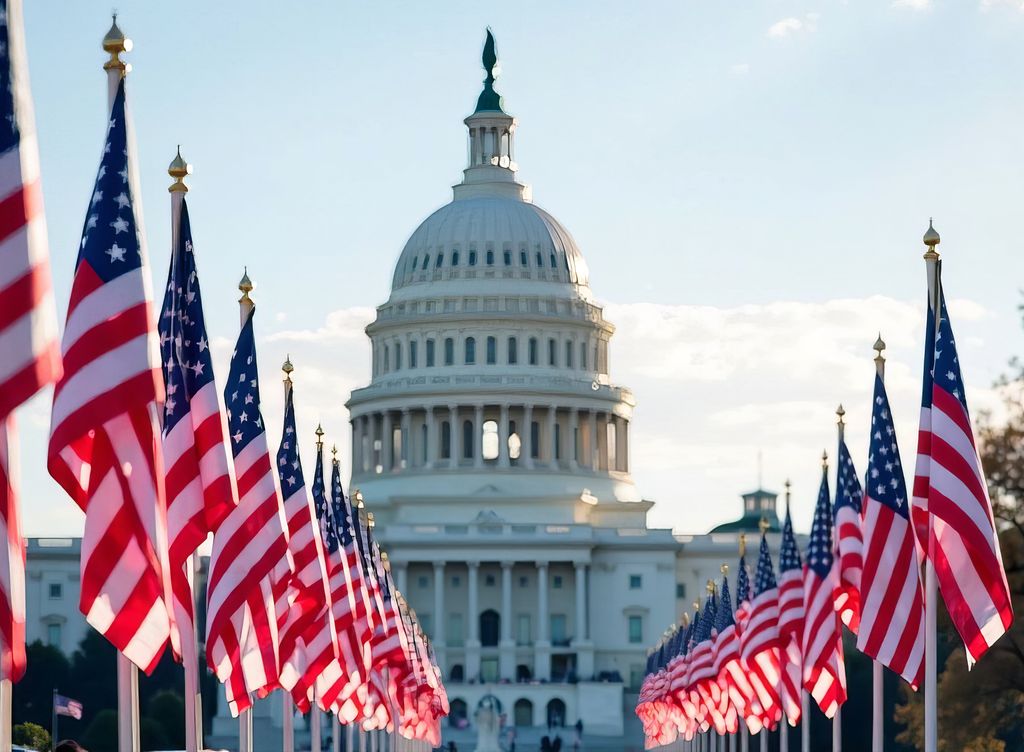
top-left (498, 403), bottom-right (511, 468)
top-left (425, 406), bottom-right (436, 469)
top-left (466, 561), bottom-right (481, 682)
top-left (400, 408), bottom-right (410, 470)
top-left (499, 561), bottom-right (515, 679)
top-left (432, 562), bottom-right (446, 647)
top-left (523, 404), bottom-right (534, 469)
top-left (590, 410), bottom-right (599, 469)
top-left (535, 561), bottom-right (551, 681)
top-left (474, 404), bottom-right (484, 468)
top-left (449, 404), bottom-right (459, 468)
top-left (382, 411), bottom-right (393, 472)
top-left (574, 563), bottom-right (588, 642)
top-left (548, 406), bottom-right (559, 469)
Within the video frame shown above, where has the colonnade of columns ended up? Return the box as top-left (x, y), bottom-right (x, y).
top-left (390, 560), bottom-right (594, 684)
top-left (351, 404), bottom-right (629, 477)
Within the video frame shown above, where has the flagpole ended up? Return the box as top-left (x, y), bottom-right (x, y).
top-left (312, 703), bottom-right (322, 752)
top-left (922, 220), bottom-right (941, 752)
top-left (740, 726), bottom-right (748, 752)
top-left (104, 18), bottom-right (140, 752)
top-left (282, 693), bottom-right (293, 752)
top-left (800, 692), bottom-right (809, 752)
top-left (780, 719), bottom-right (788, 751)
top-left (237, 273), bottom-right (255, 752)
top-left (332, 714), bottom-right (341, 752)
top-left (51, 689), bottom-right (57, 747)
top-left (870, 336), bottom-right (888, 752)
top-left (833, 407), bottom-right (845, 752)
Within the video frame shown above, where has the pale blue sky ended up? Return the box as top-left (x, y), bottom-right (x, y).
top-left (14, 1), bottom-right (1024, 536)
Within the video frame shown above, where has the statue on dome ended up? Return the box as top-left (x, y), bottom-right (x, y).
top-left (475, 29), bottom-right (505, 114)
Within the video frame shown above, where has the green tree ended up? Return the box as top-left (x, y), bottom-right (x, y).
top-left (140, 716), bottom-right (170, 751)
top-left (145, 689), bottom-right (184, 749)
top-left (12, 721), bottom-right (51, 751)
top-left (67, 629), bottom-right (117, 718)
top-left (12, 641), bottom-right (70, 729)
top-left (81, 708), bottom-right (117, 752)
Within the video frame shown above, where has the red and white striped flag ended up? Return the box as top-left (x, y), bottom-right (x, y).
top-left (913, 275), bottom-right (1012, 663)
top-left (158, 198), bottom-right (235, 664)
top-left (740, 532), bottom-right (782, 729)
top-left (858, 370), bottom-right (924, 688)
top-left (205, 303), bottom-right (292, 714)
top-left (801, 465), bottom-right (846, 717)
top-left (0, 0), bottom-right (61, 683)
top-left (834, 435), bottom-right (864, 632)
top-left (777, 502), bottom-right (804, 726)
top-left (47, 79), bottom-right (175, 672)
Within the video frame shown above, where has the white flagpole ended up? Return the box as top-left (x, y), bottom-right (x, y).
top-left (800, 693), bottom-right (809, 752)
top-left (780, 720), bottom-right (788, 751)
top-left (282, 694), bottom-right (293, 752)
top-left (833, 408), bottom-right (846, 752)
top-left (871, 337), bottom-right (888, 752)
top-left (311, 705), bottom-right (322, 752)
top-left (759, 727), bottom-right (767, 751)
top-left (104, 20), bottom-right (139, 751)
top-left (740, 727), bottom-right (748, 752)
top-left (922, 221), bottom-right (941, 752)
top-left (167, 146), bottom-right (202, 752)
top-left (333, 715), bottom-right (341, 752)
top-left (237, 274), bottom-right (255, 752)
top-left (833, 706), bottom-right (842, 752)
top-left (347, 722), bottom-right (354, 752)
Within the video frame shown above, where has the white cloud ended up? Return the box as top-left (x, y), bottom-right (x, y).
top-left (731, 63), bottom-right (750, 76)
top-left (893, 0), bottom-right (932, 9)
top-left (980, 0), bottom-right (1024, 10)
top-left (767, 14), bottom-right (818, 38)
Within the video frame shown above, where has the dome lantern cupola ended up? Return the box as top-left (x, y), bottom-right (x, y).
top-left (456, 30), bottom-right (528, 202)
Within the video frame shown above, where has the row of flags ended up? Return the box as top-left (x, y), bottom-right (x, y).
top-left (637, 261), bottom-right (1013, 746)
top-left (0, 4), bottom-right (448, 746)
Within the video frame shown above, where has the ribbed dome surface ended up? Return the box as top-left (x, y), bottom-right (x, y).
top-left (391, 196), bottom-right (590, 291)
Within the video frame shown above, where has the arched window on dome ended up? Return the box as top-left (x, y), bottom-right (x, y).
top-left (426, 339), bottom-right (435, 367)
top-left (421, 423), bottom-right (427, 464)
top-left (549, 253), bottom-right (557, 269)
top-left (564, 340), bottom-right (573, 369)
top-left (535, 251), bottom-right (543, 268)
top-left (503, 250), bottom-right (512, 266)
top-left (384, 345), bottom-right (390, 373)
top-left (410, 256), bottom-right (417, 274)
top-left (469, 250), bottom-right (477, 266)
top-left (548, 338), bottom-right (557, 367)
top-left (580, 342), bottom-right (588, 370)
top-left (528, 338), bottom-right (538, 366)
top-left (554, 423), bottom-right (562, 461)
top-left (463, 420), bottom-right (474, 460)
top-left (451, 251), bottom-right (460, 266)
top-left (486, 250), bottom-right (494, 266)
top-left (520, 250), bottom-right (528, 266)
top-left (482, 420), bottom-right (498, 460)
top-left (507, 337), bottom-right (518, 365)
top-left (395, 342), bottom-right (402, 371)
top-left (465, 337), bottom-right (476, 365)
top-left (486, 337), bottom-right (496, 365)
top-left (441, 421), bottom-right (451, 459)
top-left (421, 255), bottom-right (430, 271)
top-left (530, 421), bottom-right (540, 459)
top-left (409, 340), bottom-right (418, 369)
top-left (444, 338), bottom-right (454, 366)
top-left (435, 253), bottom-right (444, 269)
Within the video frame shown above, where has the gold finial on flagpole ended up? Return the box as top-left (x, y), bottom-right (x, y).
top-left (331, 443), bottom-right (338, 463)
top-left (693, 600), bottom-right (700, 612)
top-left (720, 563), bottom-right (729, 577)
top-left (102, 13), bottom-right (132, 72)
top-left (354, 489), bottom-right (364, 508)
top-left (836, 403), bottom-right (845, 426)
top-left (923, 218), bottom-right (941, 261)
top-left (706, 579), bottom-right (715, 596)
top-left (168, 146), bottom-right (191, 193)
top-left (282, 355), bottom-right (293, 382)
top-left (738, 533), bottom-right (746, 558)
top-left (822, 449), bottom-right (829, 473)
top-left (315, 423), bottom-right (324, 449)
top-left (874, 334), bottom-right (886, 365)
top-left (759, 516), bottom-right (770, 535)
top-left (367, 512), bottom-right (375, 529)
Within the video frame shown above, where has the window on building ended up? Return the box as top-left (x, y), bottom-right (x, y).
top-left (550, 614), bottom-right (567, 644)
top-left (554, 423), bottom-right (562, 460)
top-left (676, 583), bottom-right (687, 599)
top-left (581, 342), bottom-right (588, 370)
top-left (550, 253), bottom-right (557, 268)
top-left (548, 338), bottom-right (557, 367)
top-left (448, 613), bottom-right (464, 647)
top-left (421, 424), bottom-right (427, 464)
top-left (417, 576), bottom-right (428, 588)
top-left (463, 420), bottom-right (475, 459)
top-left (395, 342), bottom-right (402, 371)
top-left (420, 613), bottom-right (432, 636)
top-left (520, 250), bottom-right (528, 266)
top-left (482, 420), bottom-right (499, 460)
top-left (519, 575), bottom-right (529, 587)
top-left (411, 256), bottom-right (418, 273)
top-left (485, 574), bottom-right (496, 587)
top-left (517, 614), bottom-right (532, 646)
top-left (465, 337), bottom-right (476, 365)
top-left (441, 421), bottom-right (451, 459)
top-left (486, 336), bottom-right (496, 364)
top-left (565, 340), bottom-right (574, 368)
top-left (383, 345), bottom-right (390, 373)
top-left (486, 250), bottom-right (494, 266)
top-left (444, 338), bottom-right (454, 366)
top-left (451, 251), bottom-right (460, 266)
top-left (421, 255), bottom-right (430, 271)
top-left (451, 575), bottom-right (461, 587)
top-left (553, 575), bottom-right (563, 589)
top-left (629, 575), bottom-right (642, 590)
top-left (409, 340), bottom-right (418, 369)
top-left (469, 250), bottom-right (477, 266)
top-left (47, 623), bottom-right (61, 647)
top-left (503, 250), bottom-right (512, 266)
top-left (435, 253), bottom-right (444, 268)
top-left (507, 337), bottom-right (518, 364)
top-left (530, 422), bottom-right (540, 459)
top-left (628, 615), bottom-right (643, 644)
top-left (426, 339), bottom-right (435, 367)
top-left (48, 582), bottom-right (62, 599)
top-left (535, 251), bottom-right (543, 267)
top-left (528, 338), bottom-right (538, 365)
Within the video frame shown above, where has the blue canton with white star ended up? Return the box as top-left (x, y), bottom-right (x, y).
top-left (736, 553), bottom-right (751, 606)
top-left (0, 1), bottom-right (21, 155)
top-left (312, 444), bottom-right (339, 555)
top-left (754, 532), bottom-right (777, 596)
top-left (159, 200), bottom-right (216, 434)
top-left (223, 309), bottom-right (265, 456)
top-left (935, 292), bottom-right (969, 412)
top-left (331, 458), bottom-right (356, 548)
top-left (867, 373), bottom-right (910, 518)
top-left (835, 437), bottom-right (863, 517)
top-left (807, 472), bottom-right (835, 579)
top-left (779, 505), bottom-right (802, 573)
top-left (715, 575), bottom-right (735, 632)
top-left (276, 388), bottom-right (305, 499)
top-left (77, 82), bottom-right (141, 280)
top-left (696, 591), bottom-right (717, 644)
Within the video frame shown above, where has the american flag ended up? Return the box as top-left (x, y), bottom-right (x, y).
top-left (731, 548), bottom-right (764, 734)
top-left (801, 465), bottom-right (846, 717)
top-left (687, 590), bottom-right (717, 730)
top-left (834, 435), bottom-right (864, 632)
top-left (777, 502), bottom-right (804, 725)
top-left (47, 79), bottom-right (174, 673)
top-left (913, 282), bottom-right (1012, 662)
top-left (205, 303), bottom-right (291, 714)
top-left (711, 575), bottom-right (740, 735)
top-left (857, 371), bottom-right (924, 688)
top-left (158, 198), bottom-right (234, 665)
top-left (0, 0), bottom-right (60, 683)
top-left (740, 532), bottom-right (782, 728)
top-left (275, 380), bottom-right (337, 710)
